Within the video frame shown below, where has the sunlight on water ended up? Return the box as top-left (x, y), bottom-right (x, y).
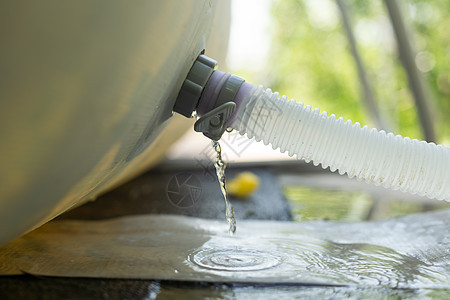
top-left (187, 236), bottom-right (448, 287)
top-left (184, 211), bottom-right (450, 289)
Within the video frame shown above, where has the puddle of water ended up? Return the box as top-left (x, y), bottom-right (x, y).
top-left (150, 282), bottom-right (450, 300)
top-left (184, 210), bottom-right (450, 289)
top-left (185, 234), bottom-right (449, 288)
top-left (1, 211), bottom-right (449, 291)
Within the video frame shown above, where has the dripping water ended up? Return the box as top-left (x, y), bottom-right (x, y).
top-left (212, 140), bottom-right (236, 235)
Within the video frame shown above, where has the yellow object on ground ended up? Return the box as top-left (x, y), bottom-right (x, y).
top-left (227, 171), bottom-right (260, 198)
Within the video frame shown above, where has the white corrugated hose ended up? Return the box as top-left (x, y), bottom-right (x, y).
top-left (230, 84), bottom-right (449, 201)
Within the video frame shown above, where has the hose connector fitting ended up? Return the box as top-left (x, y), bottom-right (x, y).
top-left (173, 54), bottom-right (217, 118)
top-left (174, 54), bottom-right (245, 141)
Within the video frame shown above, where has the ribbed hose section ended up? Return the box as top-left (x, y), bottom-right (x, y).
top-left (230, 86), bottom-right (450, 201)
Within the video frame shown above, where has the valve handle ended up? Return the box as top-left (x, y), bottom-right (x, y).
top-left (194, 102), bottom-right (236, 141)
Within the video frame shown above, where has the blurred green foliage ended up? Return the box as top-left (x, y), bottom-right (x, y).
top-left (254, 0), bottom-right (450, 143)
top-left (284, 185), bottom-right (450, 222)
top-left (284, 186), bottom-right (373, 221)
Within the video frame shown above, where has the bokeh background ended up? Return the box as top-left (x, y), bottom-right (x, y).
top-left (227, 0), bottom-right (449, 145)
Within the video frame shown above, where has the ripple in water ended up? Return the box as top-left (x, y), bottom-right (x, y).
top-left (190, 249), bottom-right (281, 272)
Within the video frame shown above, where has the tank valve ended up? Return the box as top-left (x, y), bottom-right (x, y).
top-left (173, 53), bottom-right (244, 141)
top-left (194, 102), bottom-right (235, 141)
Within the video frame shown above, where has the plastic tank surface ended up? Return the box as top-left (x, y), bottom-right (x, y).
top-left (0, 0), bottom-right (230, 246)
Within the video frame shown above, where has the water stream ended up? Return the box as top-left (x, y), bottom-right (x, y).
top-left (212, 140), bottom-right (236, 235)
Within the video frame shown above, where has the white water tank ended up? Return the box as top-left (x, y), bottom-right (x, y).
top-left (0, 0), bottom-right (230, 246)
